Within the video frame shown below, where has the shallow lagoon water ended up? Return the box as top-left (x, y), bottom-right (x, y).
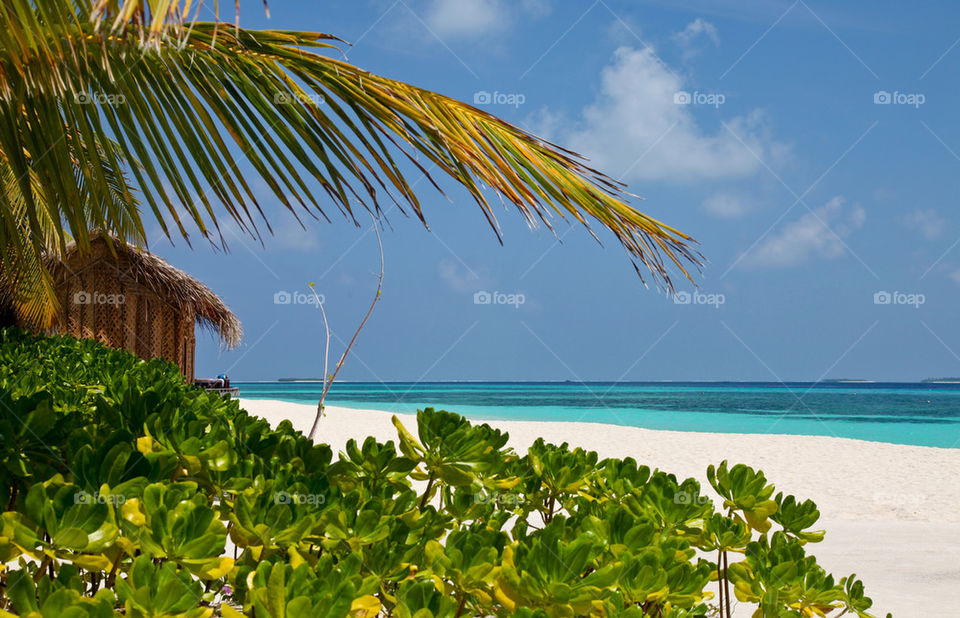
top-left (236, 382), bottom-right (960, 448)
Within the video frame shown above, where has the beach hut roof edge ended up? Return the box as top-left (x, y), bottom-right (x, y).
top-left (47, 233), bottom-right (243, 349)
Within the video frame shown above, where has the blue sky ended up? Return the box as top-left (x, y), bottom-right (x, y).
top-left (155, 0), bottom-right (960, 382)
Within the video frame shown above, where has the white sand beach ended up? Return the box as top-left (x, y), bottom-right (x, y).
top-left (240, 399), bottom-right (960, 618)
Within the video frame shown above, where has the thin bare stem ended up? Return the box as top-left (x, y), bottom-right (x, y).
top-left (308, 214), bottom-right (384, 441)
top-left (724, 550), bottom-right (731, 618)
top-left (307, 283), bottom-right (331, 437)
top-left (717, 549), bottom-right (724, 617)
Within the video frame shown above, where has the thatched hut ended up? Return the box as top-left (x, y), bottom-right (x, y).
top-left (40, 235), bottom-right (242, 382)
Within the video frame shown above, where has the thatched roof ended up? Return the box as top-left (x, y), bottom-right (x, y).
top-left (48, 235), bottom-right (243, 349)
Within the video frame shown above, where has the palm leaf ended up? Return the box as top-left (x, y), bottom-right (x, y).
top-left (0, 134), bottom-right (144, 328)
top-left (0, 0), bottom-right (701, 300)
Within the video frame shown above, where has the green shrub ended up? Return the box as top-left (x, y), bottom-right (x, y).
top-left (0, 329), bottom-right (887, 617)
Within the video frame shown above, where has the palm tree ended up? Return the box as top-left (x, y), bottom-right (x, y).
top-left (0, 132), bottom-right (145, 327)
top-left (0, 0), bottom-right (701, 328)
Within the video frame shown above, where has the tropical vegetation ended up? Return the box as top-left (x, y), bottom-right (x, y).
top-left (0, 0), bottom-right (699, 330)
top-left (0, 329), bottom-right (887, 617)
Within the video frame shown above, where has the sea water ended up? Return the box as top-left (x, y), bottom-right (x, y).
top-left (236, 381), bottom-right (960, 448)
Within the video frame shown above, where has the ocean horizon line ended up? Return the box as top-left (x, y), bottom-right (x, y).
top-left (232, 379), bottom-right (960, 386)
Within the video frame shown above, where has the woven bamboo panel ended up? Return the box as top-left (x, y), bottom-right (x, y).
top-left (136, 295), bottom-right (151, 359)
top-left (124, 293), bottom-right (138, 352)
top-left (95, 264), bottom-right (121, 347)
top-left (81, 273), bottom-right (94, 341)
top-left (181, 317), bottom-right (196, 382)
top-left (50, 252), bottom-right (195, 381)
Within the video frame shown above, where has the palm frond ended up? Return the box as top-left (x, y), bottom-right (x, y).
top-left (0, 133), bottom-right (143, 328)
top-left (0, 0), bottom-right (701, 293)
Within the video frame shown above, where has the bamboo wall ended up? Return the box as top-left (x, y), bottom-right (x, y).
top-left (52, 251), bottom-right (197, 382)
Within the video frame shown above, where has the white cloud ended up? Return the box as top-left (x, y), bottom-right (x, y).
top-left (673, 18), bottom-right (719, 59)
top-left (274, 217), bottom-right (320, 251)
top-left (745, 197), bottom-right (865, 268)
top-left (423, 0), bottom-right (550, 38)
top-left (424, 0), bottom-right (501, 38)
top-left (560, 46), bottom-right (780, 183)
top-left (518, 0), bottom-right (551, 18)
top-left (903, 209), bottom-right (946, 240)
top-left (702, 193), bottom-right (751, 218)
top-left (438, 259), bottom-right (492, 292)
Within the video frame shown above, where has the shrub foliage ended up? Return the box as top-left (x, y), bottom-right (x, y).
top-left (0, 330), bottom-right (885, 617)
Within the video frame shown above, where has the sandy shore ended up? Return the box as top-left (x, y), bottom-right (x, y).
top-left (240, 399), bottom-right (960, 617)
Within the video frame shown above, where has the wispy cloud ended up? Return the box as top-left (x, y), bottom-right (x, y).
top-left (273, 217), bottom-right (321, 251)
top-left (438, 258), bottom-right (492, 293)
top-left (744, 196), bottom-right (865, 268)
top-left (672, 18), bottom-right (720, 59)
top-left (903, 209), bottom-right (946, 240)
top-left (702, 192), bottom-right (752, 218)
top-left (421, 0), bottom-right (550, 39)
top-left (550, 46), bottom-right (783, 183)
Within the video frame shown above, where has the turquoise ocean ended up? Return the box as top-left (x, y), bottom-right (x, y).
top-left (235, 382), bottom-right (960, 449)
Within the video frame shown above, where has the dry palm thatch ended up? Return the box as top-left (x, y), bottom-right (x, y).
top-left (45, 233), bottom-right (242, 348)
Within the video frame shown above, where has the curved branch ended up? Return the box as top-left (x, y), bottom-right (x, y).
top-left (308, 212), bottom-right (384, 441)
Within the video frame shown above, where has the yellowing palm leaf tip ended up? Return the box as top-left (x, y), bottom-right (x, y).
top-left (0, 0), bottom-right (701, 325)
